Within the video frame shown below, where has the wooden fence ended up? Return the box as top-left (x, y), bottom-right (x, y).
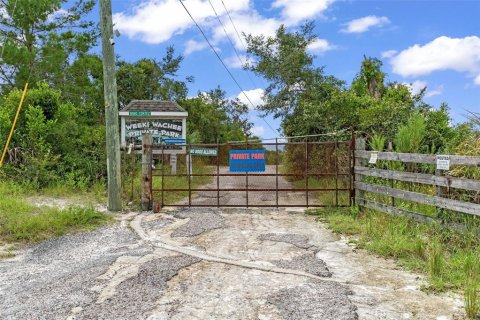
top-left (354, 139), bottom-right (480, 223)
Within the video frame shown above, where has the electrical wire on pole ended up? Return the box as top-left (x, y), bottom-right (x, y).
top-left (207, 0), bottom-right (257, 89)
top-left (178, 0), bottom-right (277, 135)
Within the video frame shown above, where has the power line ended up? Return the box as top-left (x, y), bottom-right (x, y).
top-left (178, 0), bottom-right (277, 134)
top-left (220, 0), bottom-right (248, 53)
top-left (207, 0), bottom-right (257, 88)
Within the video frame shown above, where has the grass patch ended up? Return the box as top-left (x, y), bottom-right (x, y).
top-left (309, 207), bottom-right (480, 318)
top-left (0, 180), bottom-right (111, 244)
top-left (123, 161), bottom-right (214, 208)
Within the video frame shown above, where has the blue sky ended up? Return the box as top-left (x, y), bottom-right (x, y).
top-left (98, 0), bottom-right (480, 138)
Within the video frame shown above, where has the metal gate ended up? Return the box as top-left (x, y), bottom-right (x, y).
top-left (149, 134), bottom-right (354, 208)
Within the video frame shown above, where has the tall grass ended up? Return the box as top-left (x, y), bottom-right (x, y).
top-left (310, 207), bottom-right (480, 318)
top-left (0, 180), bottom-right (111, 244)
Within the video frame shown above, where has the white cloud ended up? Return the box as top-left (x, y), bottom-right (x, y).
top-left (224, 54), bottom-right (254, 69)
top-left (341, 15), bottom-right (390, 33)
top-left (381, 50), bottom-right (397, 59)
top-left (272, 0), bottom-right (335, 24)
top-left (404, 80), bottom-right (427, 95)
top-left (251, 125), bottom-right (265, 137)
top-left (237, 88), bottom-right (264, 110)
top-left (115, 0), bottom-right (336, 50)
top-left (114, 0), bottom-right (212, 44)
top-left (404, 80), bottom-right (444, 98)
top-left (475, 74), bottom-right (480, 86)
top-left (389, 36), bottom-right (480, 86)
top-left (425, 85), bottom-right (444, 98)
top-left (307, 39), bottom-right (335, 54)
top-left (184, 39), bottom-right (208, 55)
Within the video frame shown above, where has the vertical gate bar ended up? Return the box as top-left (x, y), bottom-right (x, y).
top-left (188, 144), bottom-right (191, 207)
top-left (245, 138), bottom-right (249, 208)
top-left (350, 127), bottom-right (355, 206)
top-left (161, 145), bottom-right (165, 207)
top-left (217, 141), bottom-right (220, 208)
top-left (305, 137), bottom-right (309, 208)
top-left (335, 134), bottom-right (339, 207)
top-left (275, 138), bottom-right (279, 208)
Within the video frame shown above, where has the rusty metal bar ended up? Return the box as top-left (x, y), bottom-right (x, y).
top-left (335, 136), bottom-right (339, 207)
top-left (217, 141), bottom-right (220, 208)
top-left (187, 145), bottom-right (191, 207)
top-left (161, 145), bottom-right (165, 207)
top-left (154, 188), bottom-right (350, 192)
top-left (245, 138), bottom-right (249, 208)
top-left (275, 137), bottom-right (279, 208)
top-left (159, 204), bottom-right (350, 208)
top-left (305, 138), bottom-right (309, 207)
top-left (350, 127), bottom-right (355, 206)
top-left (153, 172), bottom-right (350, 177)
top-left (150, 141), bottom-right (350, 148)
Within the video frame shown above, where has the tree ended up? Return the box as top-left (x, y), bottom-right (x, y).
top-left (351, 56), bottom-right (386, 99)
top-left (245, 21), bottom-right (342, 120)
top-left (179, 88), bottom-right (251, 143)
top-left (0, 0), bottom-right (97, 91)
top-left (116, 47), bottom-right (192, 108)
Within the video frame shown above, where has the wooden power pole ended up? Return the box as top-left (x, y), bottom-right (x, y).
top-left (100, 0), bottom-right (122, 211)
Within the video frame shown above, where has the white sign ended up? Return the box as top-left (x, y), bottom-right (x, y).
top-left (436, 155), bottom-right (450, 170)
top-left (369, 151), bottom-right (378, 164)
top-left (170, 154), bottom-right (177, 175)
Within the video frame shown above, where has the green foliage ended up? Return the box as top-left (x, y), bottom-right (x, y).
top-left (179, 88), bottom-right (251, 143)
top-left (0, 180), bottom-right (111, 243)
top-left (351, 56), bottom-right (385, 99)
top-left (117, 47), bottom-right (193, 107)
top-left (0, 83), bottom-right (106, 187)
top-left (370, 133), bottom-right (386, 151)
top-left (394, 112), bottom-right (426, 153)
top-left (0, 0), bottom-right (97, 91)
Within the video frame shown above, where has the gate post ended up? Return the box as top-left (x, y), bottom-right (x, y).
top-left (354, 137), bottom-right (366, 209)
top-left (141, 134), bottom-right (153, 211)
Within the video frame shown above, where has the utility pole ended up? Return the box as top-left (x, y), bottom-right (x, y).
top-left (100, 0), bottom-right (122, 211)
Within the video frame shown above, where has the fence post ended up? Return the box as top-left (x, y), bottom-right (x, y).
top-left (141, 134), bottom-right (153, 211)
top-left (355, 137), bottom-right (366, 208)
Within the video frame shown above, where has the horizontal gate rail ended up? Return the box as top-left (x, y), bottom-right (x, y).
top-left (153, 173), bottom-right (350, 177)
top-left (162, 204), bottom-right (351, 208)
top-left (155, 188), bottom-right (350, 192)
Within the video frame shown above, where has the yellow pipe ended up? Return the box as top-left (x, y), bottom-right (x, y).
top-left (0, 83), bottom-right (29, 168)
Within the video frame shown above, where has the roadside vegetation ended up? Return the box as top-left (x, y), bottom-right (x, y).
top-left (308, 207), bottom-right (480, 318)
top-left (0, 180), bottom-right (111, 246)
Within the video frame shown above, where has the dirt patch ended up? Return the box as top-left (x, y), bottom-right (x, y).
top-left (77, 255), bottom-right (200, 319)
top-left (267, 281), bottom-right (358, 320)
top-left (258, 232), bottom-right (315, 249)
top-left (171, 208), bottom-right (225, 237)
top-left (272, 253), bottom-right (332, 277)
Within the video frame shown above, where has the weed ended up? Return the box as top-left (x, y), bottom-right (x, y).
top-left (427, 238), bottom-right (443, 280)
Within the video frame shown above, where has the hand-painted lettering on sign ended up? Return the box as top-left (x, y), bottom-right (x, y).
top-left (229, 149), bottom-right (266, 172)
top-left (125, 119), bottom-right (183, 144)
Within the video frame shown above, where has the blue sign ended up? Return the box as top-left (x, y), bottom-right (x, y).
top-left (163, 138), bottom-right (186, 145)
top-left (229, 149), bottom-right (266, 172)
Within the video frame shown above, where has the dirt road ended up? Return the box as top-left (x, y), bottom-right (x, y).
top-left (0, 170), bottom-right (465, 319)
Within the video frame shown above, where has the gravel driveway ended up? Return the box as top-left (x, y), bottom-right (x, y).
top-left (0, 168), bottom-right (465, 319)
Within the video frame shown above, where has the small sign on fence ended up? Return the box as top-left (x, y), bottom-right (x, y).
top-left (436, 155), bottom-right (450, 170)
top-left (369, 151), bottom-right (378, 164)
top-left (190, 148), bottom-right (217, 156)
top-left (229, 149), bottom-right (266, 172)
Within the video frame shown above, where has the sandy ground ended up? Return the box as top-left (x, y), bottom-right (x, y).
top-left (0, 168), bottom-right (465, 319)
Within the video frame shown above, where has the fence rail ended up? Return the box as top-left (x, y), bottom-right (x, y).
top-left (354, 142), bottom-right (480, 221)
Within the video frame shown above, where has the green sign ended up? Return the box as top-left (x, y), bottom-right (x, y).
top-left (129, 111), bottom-right (151, 116)
top-left (190, 148), bottom-right (217, 156)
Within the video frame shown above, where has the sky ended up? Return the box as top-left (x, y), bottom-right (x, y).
top-left (97, 0), bottom-right (480, 139)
